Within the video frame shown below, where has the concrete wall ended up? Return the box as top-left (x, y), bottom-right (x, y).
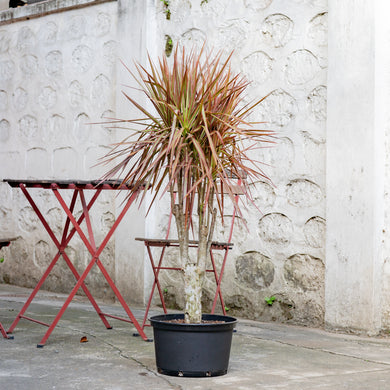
top-left (380, 1), bottom-right (390, 332)
top-left (326, 0), bottom-right (390, 334)
top-left (0, 0), bottom-right (121, 299)
top-left (2, 0), bottom-right (389, 334)
top-left (0, 0), bottom-right (329, 326)
top-left (149, 0), bottom-right (328, 327)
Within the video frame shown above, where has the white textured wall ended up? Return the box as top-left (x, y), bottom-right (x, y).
top-left (326, 0), bottom-right (390, 334)
top-left (380, 0), bottom-right (390, 331)
top-left (0, 0), bottom-right (332, 327)
top-left (112, 0), bottom-right (150, 303)
top-left (151, 0), bottom-right (328, 326)
top-left (326, 0), bottom-right (377, 333)
top-left (0, 1), bottom-right (120, 299)
top-left (4, 0), bottom-right (390, 334)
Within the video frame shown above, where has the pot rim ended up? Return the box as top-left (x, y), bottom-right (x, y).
top-left (149, 313), bottom-right (238, 331)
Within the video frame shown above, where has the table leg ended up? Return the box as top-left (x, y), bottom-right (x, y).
top-left (95, 257), bottom-right (149, 340)
top-left (37, 253), bottom-right (99, 347)
top-left (52, 188), bottom-right (149, 342)
top-left (7, 251), bottom-right (62, 334)
top-left (0, 321), bottom-right (13, 339)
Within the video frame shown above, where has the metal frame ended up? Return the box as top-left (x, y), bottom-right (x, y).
top-left (136, 237), bottom-right (233, 329)
top-left (3, 179), bottom-right (150, 347)
top-left (137, 179), bottom-right (241, 329)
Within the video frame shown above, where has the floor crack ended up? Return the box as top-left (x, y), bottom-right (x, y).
top-left (62, 325), bottom-right (182, 390)
top-left (119, 351), bottom-right (183, 390)
top-left (238, 329), bottom-right (390, 367)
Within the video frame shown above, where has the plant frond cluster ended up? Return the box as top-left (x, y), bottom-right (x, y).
top-left (101, 46), bottom-right (274, 226)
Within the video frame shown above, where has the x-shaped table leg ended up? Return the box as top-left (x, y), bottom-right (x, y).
top-left (45, 186), bottom-right (148, 345)
top-left (7, 185), bottom-right (112, 339)
top-left (8, 184), bottom-right (148, 346)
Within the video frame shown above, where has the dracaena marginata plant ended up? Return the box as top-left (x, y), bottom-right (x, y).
top-left (101, 46), bottom-right (273, 323)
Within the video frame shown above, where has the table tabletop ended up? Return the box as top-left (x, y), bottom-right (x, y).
top-left (3, 179), bottom-right (137, 190)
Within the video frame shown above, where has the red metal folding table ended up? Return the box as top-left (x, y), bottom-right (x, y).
top-left (3, 179), bottom-right (150, 347)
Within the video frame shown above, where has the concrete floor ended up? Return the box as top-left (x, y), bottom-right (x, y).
top-left (1, 284), bottom-right (390, 390)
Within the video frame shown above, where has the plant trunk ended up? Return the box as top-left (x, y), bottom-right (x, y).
top-left (184, 263), bottom-right (203, 323)
top-left (172, 176), bottom-right (217, 324)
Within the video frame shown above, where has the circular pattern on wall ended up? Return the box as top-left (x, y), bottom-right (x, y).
top-left (34, 240), bottom-right (51, 268)
top-left (284, 254), bottom-right (324, 292)
top-left (18, 206), bottom-right (39, 232)
top-left (68, 81), bottom-right (84, 107)
top-left (0, 119), bottom-right (10, 142)
top-left (217, 19), bottom-right (248, 53)
top-left (257, 89), bottom-right (297, 127)
top-left (0, 90), bottom-right (8, 111)
top-left (235, 251), bottom-right (275, 288)
top-left (39, 86), bottom-right (57, 109)
top-left (0, 31), bottom-right (10, 53)
top-left (74, 113), bottom-right (91, 142)
top-left (285, 50), bottom-right (320, 85)
top-left (95, 13), bottom-right (111, 36)
top-left (72, 45), bottom-right (93, 73)
top-left (13, 88), bottom-right (28, 111)
top-left (286, 179), bottom-right (323, 208)
top-left (17, 27), bottom-right (35, 52)
top-left (91, 74), bottom-right (111, 108)
top-left (304, 216), bottom-right (325, 248)
top-left (43, 114), bottom-right (65, 142)
top-left (252, 181), bottom-right (276, 209)
top-left (0, 60), bottom-right (15, 82)
top-left (45, 51), bottom-right (63, 77)
top-left (258, 212), bottom-right (293, 245)
top-left (39, 21), bottom-right (58, 45)
top-left (66, 15), bottom-right (86, 40)
top-left (261, 13), bottom-right (293, 48)
top-left (102, 41), bottom-right (117, 67)
top-left (180, 29), bottom-right (207, 51)
top-left (241, 51), bottom-right (273, 84)
top-left (20, 55), bottom-right (38, 76)
top-left (19, 115), bottom-right (38, 138)
top-left (307, 85), bottom-right (327, 122)
top-left (307, 13), bottom-right (328, 47)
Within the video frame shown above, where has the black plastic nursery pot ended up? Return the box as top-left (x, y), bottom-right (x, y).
top-left (149, 313), bottom-right (237, 377)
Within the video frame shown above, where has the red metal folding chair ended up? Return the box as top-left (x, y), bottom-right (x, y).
top-left (138, 179), bottom-right (243, 329)
top-left (136, 237), bottom-right (233, 329)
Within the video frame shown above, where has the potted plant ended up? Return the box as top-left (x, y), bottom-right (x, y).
top-left (101, 46), bottom-right (273, 377)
